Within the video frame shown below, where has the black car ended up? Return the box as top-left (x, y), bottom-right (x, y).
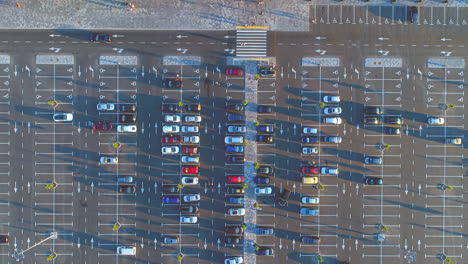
top-left (0, 235), bottom-right (9, 243)
top-left (384, 116), bottom-right (403, 125)
top-left (257, 165), bottom-right (274, 175)
top-left (364, 106), bottom-right (382, 115)
top-left (365, 177), bottom-right (383, 185)
top-left (259, 69), bottom-right (276, 77)
top-left (256, 135), bottom-right (273, 143)
top-left (256, 247), bottom-right (274, 255)
top-left (161, 104), bottom-right (179, 113)
top-left (90, 33), bottom-right (111, 42)
top-left (179, 205), bottom-right (199, 214)
top-left (277, 188), bottom-right (292, 206)
top-left (302, 236), bottom-right (320, 244)
top-left (257, 105), bottom-right (273, 113)
top-left (163, 77), bottom-right (183, 89)
top-left (162, 185), bottom-right (180, 194)
top-left (227, 113), bottom-right (244, 122)
top-left (119, 104), bottom-right (136, 113)
top-left (364, 117), bottom-right (381, 125)
top-left (224, 236), bottom-right (242, 244)
top-left (225, 226), bottom-right (244, 234)
top-left (120, 114), bottom-right (136, 123)
top-left (384, 127), bottom-right (401, 135)
top-left (226, 155), bottom-right (245, 164)
top-left (226, 104), bottom-right (244, 112)
top-left (185, 104), bottom-right (201, 112)
top-left (257, 125), bottom-right (274, 133)
top-left (255, 227), bottom-right (274, 235)
top-left (227, 187), bottom-right (245, 195)
top-left (254, 176), bottom-right (270, 184)
top-left (118, 185), bottom-right (136, 193)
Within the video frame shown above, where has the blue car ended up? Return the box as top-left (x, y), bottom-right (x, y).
top-left (163, 197), bottom-right (180, 204)
top-left (227, 114), bottom-right (244, 122)
top-left (302, 136), bottom-right (318, 144)
top-left (229, 197), bottom-right (245, 204)
top-left (226, 145), bottom-right (244, 153)
top-left (257, 125), bottom-right (273, 133)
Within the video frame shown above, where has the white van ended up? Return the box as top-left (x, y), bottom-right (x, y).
top-left (117, 245), bottom-right (136, 255)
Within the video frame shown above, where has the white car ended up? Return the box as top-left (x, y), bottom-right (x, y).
top-left (321, 167), bottom-right (339, 175)
top-left (302, 147), bottom-right (318, 154)
top-left (181, 156), bottom-right (199, 163)
top-left (323, 95), bottom-right (341, 103)
top-left (302, 197), bottom-right (320, 204)
top-left (446, 137), bottom-right (462, 145)
top-left (182, 136), bottom-right (200, 143)
top-left (181, 177), bottom-right (199, 185)
top-left (165, 115), bottom-right (181, 123)
top-left (183, 194), bottom-right (201, 202)
top-left (184, 115), bottom-right (202, 123)
top-left (324, 107), bottom-right (342, 115)
top-left (228, 208), bottom-right (246, 216)
top-left (427, 117), bottom-right (444, 125)
top-left (117, 125), bottom-right (137, 133)
top-left (323, 117), bottom-right (342, 124)
top-left (181, 126), bottom-right (199, 133)
top-left (162, 125), bottom-right (180, 133)
top-left (302, 127), bottom-right (318, 134)
top-left (162, 146), bottom-right (180, 154)
top-left (97, 103), bottom-right (115, 111)
top-left (100, 156), bottom-right (118, 164)
top-left (225, 136), bottom-right (244, 144)
top-left (225, 257), bottom-right (243, 264)
top-left (255, 187), bottom-right (272, 194)
top-left (53, 113), bottom-right (73, 122)
top-left (180, 216), bottom-right (197, 223)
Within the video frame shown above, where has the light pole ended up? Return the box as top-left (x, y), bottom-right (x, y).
top-left (12, 232), bottom-right (58, 261)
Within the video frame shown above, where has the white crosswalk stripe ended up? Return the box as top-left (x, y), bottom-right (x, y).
top-left (236, 30), bottom-right (267, 57)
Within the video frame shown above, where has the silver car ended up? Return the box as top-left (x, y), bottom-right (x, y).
top-left (163, 125), bottom-right (180, 133)
top-left (182, 136), bottom-right (200, 143)
top-left (324, 107), bottom-right (342, 115)
top-left (227, 126), bottom-right (246, 133)
top-left (181, 126), bottom-right (199, 133)
top-left (181, 156), bottom-right (199, 163)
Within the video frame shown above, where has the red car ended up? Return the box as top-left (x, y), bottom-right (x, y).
top-left (182, 166), bottom-right (198, 174)
top-left (302, 166), bottom-right (319, 174)
top-left (161, 136), bottom-right (180, 143)
top-left (182, 146), bottom-right (198, 155)
top-left (226, 68), bottom-right (244, 76)
top-left (93, 121), bottom-right (112, 131)
top-left (228, 176), bottom-right (245, 183)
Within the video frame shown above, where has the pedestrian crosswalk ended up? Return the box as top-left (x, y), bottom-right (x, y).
top-left (236, 30), bottom-right (267, 57)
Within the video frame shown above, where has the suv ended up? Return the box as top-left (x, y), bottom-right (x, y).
top-left (225, 136), bottom-right (244, 144)
top-left (321, 167), bottom-right (339, 175)
top-left (323, 117), bottom-right (342, 124)
top-left (226, 145), bottom-right (244, 153)
top-left (257, 125), bottom-right (273, 133)
top-left (163, 77), bottom-right (183, 88)
top-left (277, 188), bottom-right (292, 206)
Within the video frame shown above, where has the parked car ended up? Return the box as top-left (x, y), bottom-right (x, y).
top-left (118, 125), bottom-right (137, 133)
top-left (300, 207), bottom-right (319, 216)
top-left (225, 226), bottom-right (244, 234)
top-left (302, 136), bottom-right (318, 144)
top-left (257, 125), bottom-right (274, 133)
top-left (227, 187), bottom-right (245, 195)
top-left (254, 176), bottom-right (270, 184)
top-left (97, 103), bottom-right (115, 111)
top-left (0, 235), bottom-right (9, 244)
top-left (227, 125), bottom-right (246, 133)
top-left (165, 115), bottom-right (181, 123)
top-left (182, 136), bottom-right (200, 143)
top-left (364, 117), bottom-right (381, 125)
top-left (161, 103), bottom-right (179, 112)
top-left (364, 156), bottom-right (382, 164)
top-left (302, 127), bottom-right (318, 134)
top-left (227, 113), bottom-right (244, 122)
top-left (302, 197), bottom-right (319, 204)
top-left (255, 227), bottom-right (274, 235)
top-left (53, 113), bottom-right (73, 122)
top-left (93, 121), bottom-right (112, 131)
top-left (323, 117), bottom-right (342, 124)
top-left (181, 126), bottom-right (199, 133)
top-left (257, 105), bottom-right (273, 113)
top-left (364, 106), bottom-right (382, 115)
top-left (323, 136), bottom-right (342, 143)
top-left (302, 236), bottom-right (320, 244)
top-left (225, 136), bottom-right (244, 144)
top-left (224, 257), bottom-right (243, 264)
top-left (384, 116), bottom-right (403, 125)
top-left (255, 187), bottom-right (272, 194)
top-left (302, 166), bottom-right (319, 174)
top-left (259, 69), bottom-right (276, 77)
top-left (384, 127), bottom-right (401, 135)
top-left (226, 145), bottom-right (244, 153)
top-left (162, 125), bottom-right (180, 133)
top-left (185, 104), bottom-right (201, 112)
top-left (179, 205), bottom-right (199, 214)
top-left (226, 104), bottom-right (244, 112)
top-left (302, 176), bottom-right (318, 184)
top-left (118, 185), bottom-right (136, 193)
top-left (228, 176), bottom-right (245, 183)
top-left (181, 167), bottom-right (198, 174)
top-left (182, 146), bottom-right (198, 155)
top-left (323, 95), bottom-right (340, 103)
top-left (90, 33), bottom-right (111, 42)
top-left (256, 247), bottom-right (274, 256)
top-left (181, 155), bottom-right (199, 163)
top-left (119, 104), bottom-right (136, 113)
top-left (184, 115), bottom-right (202, 123)
top-left (120, 114), bottom-right (136, 123)
top-left (256, 135), bottom-right (273, 143)
top-left (100, 156), bottom-right (118, 164)
top-left (183, 194), bottom-right (201, 202)
top-left (163, 236), bottom-right (179, 244)
top-left (446, 138), bottom-right (462, 145)
top-left (302, 147), bottom-right (318, 154)
top-left (163, 197), bottom-right (180, 204)
top-left (181, 177), bottom-right (199, 185)
top-left (365, 177), bottom-right (383, 185)
top-left (117, 176), bottom-right (134, 183)
top-left (180, 216), bottom-right (197, 223)
top-left (324, 107), bottom-right (342, 115)
top-left (321, 166), bottom-right (339, 175)
top-left (277, 188), bottom-right (292, 206)
top-left (162, 185), bottom-right (179, 193)
top-left (257, 165), bottom-right (274, 175)
top-left (226, 68), bottom-right (244, 76)
top-left (224, 236), bottom-right (242, 244)
top-left (161, 146), bottom-right (180, 155)
top-left (427, 117), bottom-right (444, 125)
top-left (228, 208), bottom-right (246, 216)
top-left (163, 77), bottom-right (183, 88)
top-left (161, 136), bottom-right (180, 143)
top-left (229, 197), bottom-right (245, 204)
